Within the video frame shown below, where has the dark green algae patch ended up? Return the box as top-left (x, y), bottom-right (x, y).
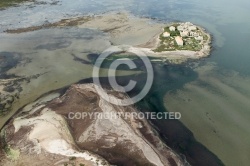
top-left (0, 0), bottom-right (33, 9)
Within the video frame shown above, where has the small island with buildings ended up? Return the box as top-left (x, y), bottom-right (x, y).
top-left (153, 22), bottom-right (211, 55)
top-left (135, 21), bottom-right (211, 61)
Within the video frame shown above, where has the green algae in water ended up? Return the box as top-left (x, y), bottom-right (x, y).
top-left (0, 0), bottom-right (32, 8)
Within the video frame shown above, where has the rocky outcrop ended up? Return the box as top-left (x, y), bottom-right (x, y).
top-left (0, 83), bottom-right (186, 166)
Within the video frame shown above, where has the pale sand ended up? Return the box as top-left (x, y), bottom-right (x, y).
top-left (13, 108), bottom-right (107, 166)
top-left (78, 12), bottom-right (165, 46)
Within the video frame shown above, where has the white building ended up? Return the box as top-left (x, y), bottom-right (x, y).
top-left (188, 26), bottom-right (197, 31)
top-left (177, 26), bottom-right (184, 31)
top-left (195, 36), bottom-right (203, 41)
top-left (175, 36), bottom-right (183, 46)
top-left (190, 31), bottom-right (199, 37)
top-left (169, 26), bottom-right (176, 31)
top-left (180, 31), bottom-right (189, 37)
top-left (163, 32), bottom-right (170, 37)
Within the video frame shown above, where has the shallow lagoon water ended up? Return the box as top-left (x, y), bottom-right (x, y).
top-left (0, 27), bottom-right (139, 128)
top-left (0, 0), bottom-right (250, 166)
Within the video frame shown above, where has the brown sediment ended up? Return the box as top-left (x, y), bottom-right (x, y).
top-left (0, 83), bottom-right (185, 166)
top-left (49, 84), bottom-right (184, 166)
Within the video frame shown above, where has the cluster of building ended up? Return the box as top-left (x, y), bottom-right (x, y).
top-left (162, 22), bottom-right (204, 46)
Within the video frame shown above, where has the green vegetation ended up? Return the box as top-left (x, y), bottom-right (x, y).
top-left (1, 128), bottom-right (19, 160)
top-left (154, 24), bottom-right (206, 52)
top-left (0, 0), bottom-right (32, 9)
top-left (92, 52), bottom-right (164, 70)
top-left (4, 145), bottom-right (20, 160)
top-left (69, 156), bottom-right (76, 160)
top-left (203, 34), bottom-right (209, 41)
top-left (164, 26), bottom-right (180, 36)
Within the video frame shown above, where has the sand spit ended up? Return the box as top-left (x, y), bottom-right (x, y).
top-left (0, 83), bottom-right (186, 166)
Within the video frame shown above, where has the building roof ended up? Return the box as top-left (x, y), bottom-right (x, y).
top-left (163, 32), bottom-right (170, 37)
top-left (169, 26), bottom-right (176, 31)
top-left (175, 36), bottom-right (183, 46)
